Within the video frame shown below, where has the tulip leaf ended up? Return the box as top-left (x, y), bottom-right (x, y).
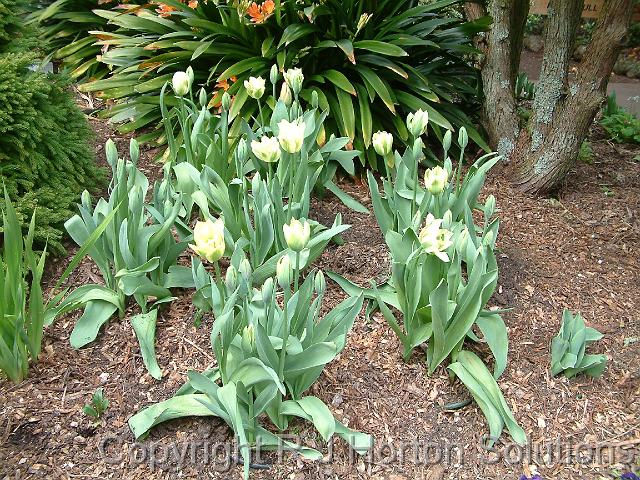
top-left (448, 350), bottom-right (527, 446)
top-left (475, 312), bottom-right (508, 379)
top-left (131, 309), bottom-right (162, 380)
top-left (69, 300), bottom-right (120, 349)
top-left (128, 393), bottom-right (215, 439)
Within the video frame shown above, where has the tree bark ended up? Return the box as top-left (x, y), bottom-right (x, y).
top-left (466, 0), bottom-right (521, 159)
top-left (512, 0), bottom-right (632, 193)
top-left (465, 0), bottom-right (518, 156)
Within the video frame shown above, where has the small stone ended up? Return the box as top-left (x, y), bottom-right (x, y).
top-left (73, 435), bottom-right (86, 445)
top-left (573, 45), bottom-right (587, 61)
top-left (99, 372), bottom-right (109, 383)
top-left (331, 394), bottom-right (343, 407)
top-left (524, 35), bottom-right (544, 53)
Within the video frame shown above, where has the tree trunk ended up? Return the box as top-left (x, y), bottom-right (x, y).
top-left (512, 0), bottom-right (632, 193)
top-left (467, 0), bottom-right (633, 194)
top-left (465, 1), bottom-right (522, 158)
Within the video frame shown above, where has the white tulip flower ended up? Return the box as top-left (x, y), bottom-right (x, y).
top-left (283, 218), bottom-right (311, 252)
top-left (172, 71), bottom-right (191, 96)
top-left (189, 218), bottom-right (225, 263)
top-left (244, 76), bottom-right (266, 99)
top-left (424, 166), bottom-right (449, 195)
top-left (251, 136), bottom-right (281, 163)
top-left (372, 131), bottom-right (393, 157)
top-left (407, 109), bottom-right (429, 137)
top-left (277, 119), bottom-right (306, 154)
top-left (418, 214), bottom-right (453, 262)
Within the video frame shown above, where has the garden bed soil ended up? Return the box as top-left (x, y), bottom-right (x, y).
top-left (1, 119), bottom-right (639, 480)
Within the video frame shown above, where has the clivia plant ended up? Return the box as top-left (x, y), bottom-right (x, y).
top-left (78, 0), bottom-right (489, 166)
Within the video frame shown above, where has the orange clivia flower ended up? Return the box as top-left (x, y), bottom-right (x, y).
top-left (156, 3), bottom-right (177, 17)
top-left (188, 0), bottom-right (198, 8)
top-left (209, 76), bottom-right (237, 109)
top-left (247, 0), bottom-right (275, 23)
top-left (262, 0), bottom-right (275, 15)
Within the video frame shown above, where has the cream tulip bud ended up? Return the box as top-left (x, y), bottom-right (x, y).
top-left (283, 218), bottom-right (311, 252)
top-left (221, 91), bottom-right (231, 111)
top-left (270, 64), bottom-right (279, 86)
top-left (241, 324), bottom-right (255, 352)
top-left (172, 71), bottom-right (191, 96)
top-left (407, 109), bottom-right (429, 137)
top-left (261, 277), bottom-right (274, 305)
top-left (236, 138), bottom-right (248, 163)
top-left (244, 76), bottom-right (266, 100)
top-left (316, 124), bottom-right (326, 147)
top-left (279, 82), bottom-right (292, 106)
top-left (276, 255), bottom-right (293, 288)
top-left (314, 270), bottom-right (326, 295)
top-left (283, 67), bottom-right (304, 96)
top-left (189, 218), bottom-right (225, 263)
top-left (484, 194), bottom-right (496, 220)
top-left (372, 131), bottom-right (393, 157)
top-left (251, 136), bottom-right (281, 163)
top-left (239, 258), bottom-right (252, 282)
top-left (198, 87), bottom-right (207, 107)
top-left (225, 265), bottom-right (238, 291)
top-left (443, 130), bottom-right (452, 154)
top-left (277, 119), bottom-right (306, 154)
top-left (424, 166), bottom-right (449, 195)
top-left (458, 126), bottom-right (468, 149)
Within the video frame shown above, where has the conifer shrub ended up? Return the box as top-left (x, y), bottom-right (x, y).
top-left (0, 19), bottom-right (104, 252)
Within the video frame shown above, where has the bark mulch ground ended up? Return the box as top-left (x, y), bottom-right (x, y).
top-left (1, 120), bottom-right (639, 480)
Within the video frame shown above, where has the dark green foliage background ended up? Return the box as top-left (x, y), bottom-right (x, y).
top-left (0, 0), bottom-right (104, 253)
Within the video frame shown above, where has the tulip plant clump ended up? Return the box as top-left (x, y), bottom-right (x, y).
top-left (45, 139), bottom-right (189, 379)
top-left (329, 112), bottom-right (525, 445)
top-left (0, 191), bottom-right (46, 383)
top-left (550, 309), bottom-right (607, 379)
top-left (164, 66), bottom-right (359, 283)
top-left (129, 218), bottom-right (370, 480)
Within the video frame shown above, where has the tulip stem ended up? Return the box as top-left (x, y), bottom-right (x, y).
top-left (221, 109), bottom-right (229, 179)
top-left (411, 154), bottom-right (419, 221)
top-left (179, 97), bottom-right (194, 167)
top-left (213, 261), bottom-right (224, 307)
top-left (257, 100), bottom-right (265, 133)
top-left (294, 251), bottom-right (300, 292)
top-left (287, 152), bottom-right (294, 221)
top-left (456, 150), bottom-right (464, 195)
top-left (278, 286), bottom-right (290, 380)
